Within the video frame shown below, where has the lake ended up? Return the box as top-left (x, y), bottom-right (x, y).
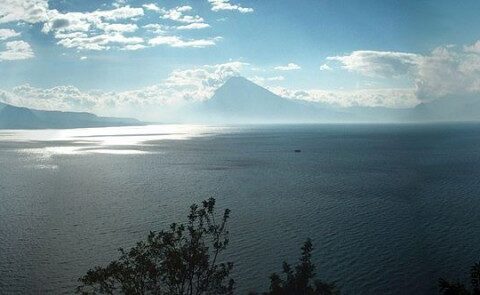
top-left (1, 124), bottom-right (480, 294)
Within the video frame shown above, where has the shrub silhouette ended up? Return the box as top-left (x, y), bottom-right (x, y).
top-left (77, 198), bottom-right (338, 294)
top-left (250, 239), bottom-right (339, 295)
top-left (439, 262), bottom-right (480, 295)
top-left (77, 198), bottom-right (233, 295)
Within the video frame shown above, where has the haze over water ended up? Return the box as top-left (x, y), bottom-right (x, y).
top-left (1, 124), bottom-right (480, 294)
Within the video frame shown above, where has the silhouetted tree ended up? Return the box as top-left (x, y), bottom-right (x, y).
top-left (439, 262), bottom-right (480, 295)
top-left (76, 198), bottom-right (234, 295)
top-left (251, 239), bottom-right (339, 295)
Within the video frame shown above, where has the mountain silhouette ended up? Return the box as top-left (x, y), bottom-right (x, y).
top-left (200, 76), bottom-right (339, 123)
top-left (0, 102), bottom-right (142, 129)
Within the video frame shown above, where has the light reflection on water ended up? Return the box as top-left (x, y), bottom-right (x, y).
top-left (0, 124), bottom-right (229, 157)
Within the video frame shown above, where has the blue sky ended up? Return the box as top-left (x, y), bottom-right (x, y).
top-left (1, 0), bottom-right (480, 119)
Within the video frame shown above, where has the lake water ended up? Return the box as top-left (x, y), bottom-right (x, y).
top-left (1, 124), bottom-right (480, 294)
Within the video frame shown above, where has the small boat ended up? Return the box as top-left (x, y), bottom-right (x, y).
top-left (294, 149), bottom-right (301, 153)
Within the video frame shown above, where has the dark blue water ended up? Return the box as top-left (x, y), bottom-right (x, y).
top-left (1, 124), bottom-right (480, 294)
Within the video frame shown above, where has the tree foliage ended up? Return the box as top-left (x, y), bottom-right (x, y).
top-left (439, 262), bottom-right (480, 295)
top-left (77, 198), bottom-right (234, 295)
top-left (251, 239), bottom-right (339, 295)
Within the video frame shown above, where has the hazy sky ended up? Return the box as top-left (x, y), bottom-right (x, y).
top-left (1, 0), bottom-right (480, 119)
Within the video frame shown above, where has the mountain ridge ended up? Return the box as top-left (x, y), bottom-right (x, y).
top-left (0, 102), bottom-right (143, 129)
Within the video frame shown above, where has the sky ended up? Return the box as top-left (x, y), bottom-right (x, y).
top-left (1, 0), bottom-right (480, 120)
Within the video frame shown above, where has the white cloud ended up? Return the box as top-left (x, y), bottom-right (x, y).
top-left (41, 6), bottom-right (145, 51)
top-left (163, 61), bottom-right (247, 97)
top-left (144, 5), bottom-right (211, 31)
top-left (112, 0), bottom-right (128, 8)
top-left (327, 50), bottom-right (420, 77)
top-left (269, 86), bottom-right (418, 108)
top-left (159, 6), bottom-right (204, 24)
top-left (41, 6), bottom-right (144, 34)
top-left (274, 63), bottom-right (301, 71)
top-left (320, 64), bottom-right (332, 71)
top-left (122, 44), bottom-right (147, 51)
top-left (327, 44), bottom-right (480, 102)
top-left (0, 40), bottom-right (34, 61)
top-left (464, 41), bottom-right (480, 54)
top-left (99, 23), bottom-right (138, 33)
top-left (415, 45), bottom-right (480, 101)
top-left (142, 3), bottom-right (161, 12)
top-left (79, 56), bottom-right (87, 60)
top-left (143, 23), bottom-right (169, 34)
top-left (1, 2), bottom-right (220, 53)
top-left (95, 6), bottom-right (144, 21)
top-left (41, 6), bottom-right (144, 33)
top-left (0, 62), bottom-right (248, 120)
top-left (208, 0), bottom-right (254, 13)
top-left (0, 28), bottom-right (20, 40)
top-left (0, 0), bottom-right (49, 24)
top-left (148, 35), bottom-right (219, 48)
top-left (57, 33), bottom-right (143, 51)
top-left (177, 23), bottom-right (210, 30)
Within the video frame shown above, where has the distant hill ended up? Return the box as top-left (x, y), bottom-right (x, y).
top-left (0, 102), bottom-right (142, 129)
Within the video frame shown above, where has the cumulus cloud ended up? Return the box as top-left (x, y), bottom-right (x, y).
top-left (177, 23), bottom-right (210, 30)
top-left (327, 50), bottom-right (421, 77)
top-left (0, 28), bottom-right (20, 40)
top-left (56, 33), bottom-right (143, 51)
top-left (121, 44), bottom-right (147, 51)
top-left (0, 1), bottom-right (221, 53)
top-left (0, 0), bottom-right (49, 24)
top-left (42, 6), bottom-right (144, 34)
top-left (0, 40), bottom-right (34, 61)
top-left (208, 0), bottom-right (254, 13)
top-left (0, 84), bottom-right (99, 110)
top-left (0, 61), bottom-right (248, 119)
top-left (159, 6), bottom-right (204, 24)
top-left (266, 43), bottom-right (480, 107)
top-left (142, 3), bottom-right (161, 12)
top-left (320, 64), bottom-right (332, 71)
top-left (163, 61), bottom-right (247, 98)
top-left (143, 4), bottom-right (211, 34)
top-left (415, 45), bottom-right (480, 101)
top-left (143, 23), bottom-right (169, 34)
top-left (274, 63), bottom-right (301, 71)
top-left (40, 6), bottom-right (145, 51)
top-left (464, 41), bottom-right (480, 54)
top-left (99, 23), bottom-right (138, 33)
top-left (328, 44), bottom-right (480, 102)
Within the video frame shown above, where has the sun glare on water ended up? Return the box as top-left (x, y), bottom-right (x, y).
top-left (0, 125), bottom-right (229, 161)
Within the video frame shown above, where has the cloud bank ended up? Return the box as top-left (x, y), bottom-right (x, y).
top-left (328, 43), bottom-right (480, 102)
top-left (0, 0), bottom-right (225, 52)
top-left (0, 61), bottom-right (247, 120)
